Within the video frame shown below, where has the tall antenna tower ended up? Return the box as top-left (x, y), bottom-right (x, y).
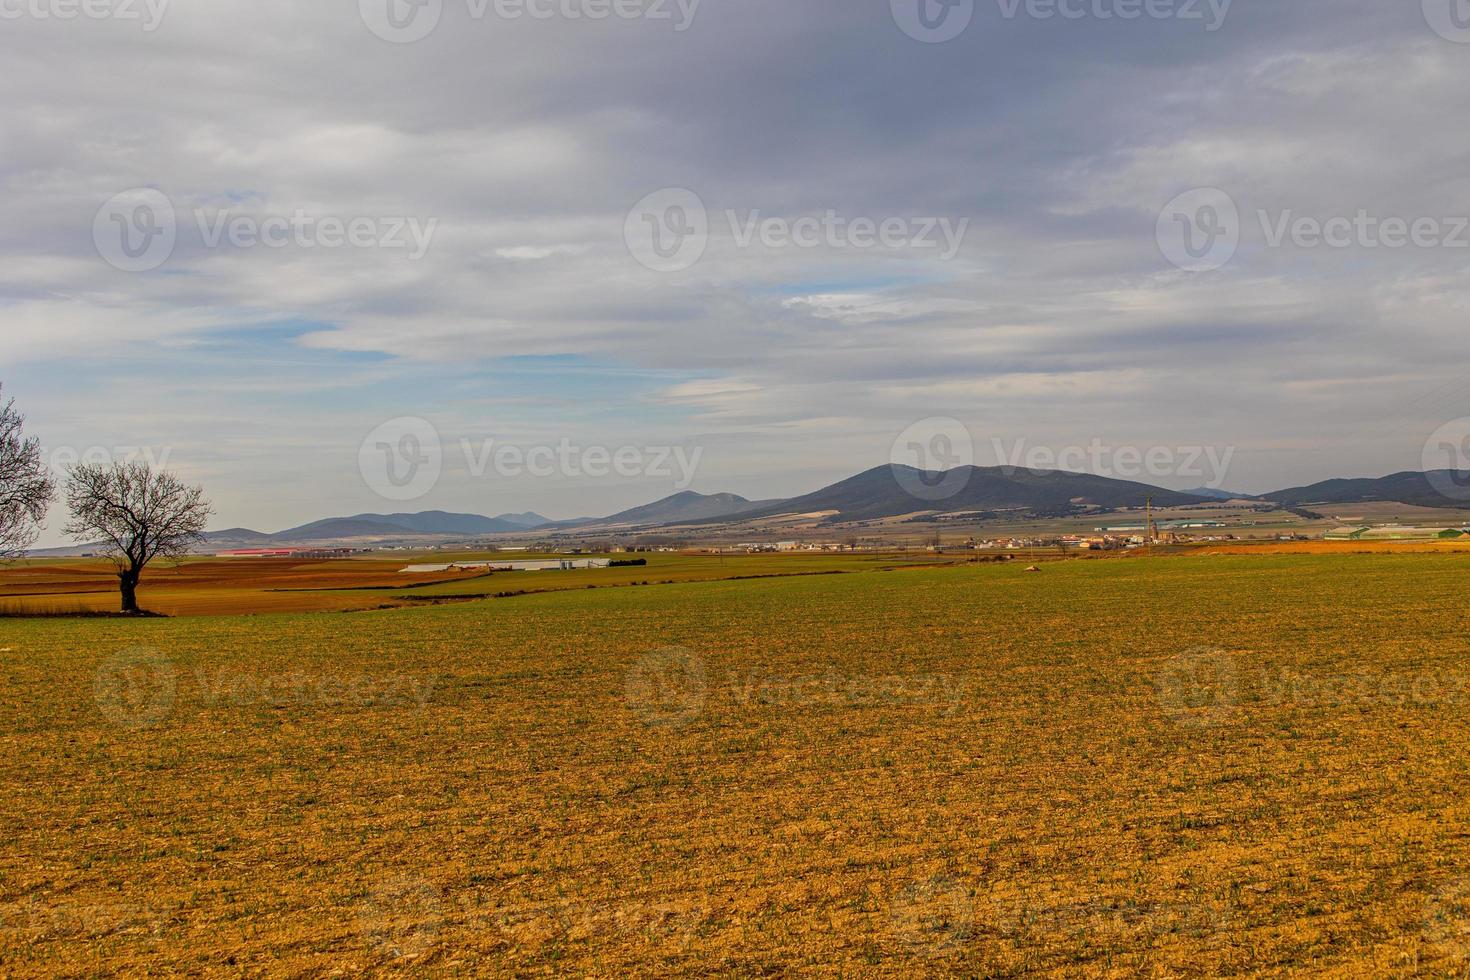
top-left (1146, 495), bottom-right (1157, 543)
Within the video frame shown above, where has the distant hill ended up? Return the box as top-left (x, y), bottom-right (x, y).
top-left (354, 511), bottom-right (536, 534)
top-left (188, 510), bottom-right (556, 550)
top-left (1184, 487), bottom-right (1256, 501)
top-left (269, 517), bottom-right (415, 540)
top-left (574, 491), bottom-right (774, 527)
top-left (494, 511), bottom-right (551, 529)
top-left (204, 527), bottom-right (273, 543)
top-left (707, 465), bottom-right (1211, 525)
top-left (1263, 471), bottom-right (1470, 510)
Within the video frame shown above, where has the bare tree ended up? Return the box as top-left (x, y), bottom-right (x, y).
top-left (0, 385), bottom-right (55, 560)
top-left (64, 461), bottom-right (212, 614)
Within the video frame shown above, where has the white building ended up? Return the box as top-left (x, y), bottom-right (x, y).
top-left (400, 558), bottom-right (611, 573)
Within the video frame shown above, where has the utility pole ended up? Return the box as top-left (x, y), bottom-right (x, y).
top-left (1146, 495), bottom-right (1156, 544)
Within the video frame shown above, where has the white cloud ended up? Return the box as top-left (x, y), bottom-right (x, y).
top-left (5, 0), bottom-right (1469, 534)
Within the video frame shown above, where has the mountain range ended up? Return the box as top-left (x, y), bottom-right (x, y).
top-left (204, 510), bottom-right (553, 546)
top-left (695, 465), bottom-right (1212, 525)
top-left (41, 464), bottom-right (1470, 556)
top-left (1265, 471), bottom-right (1470, 510)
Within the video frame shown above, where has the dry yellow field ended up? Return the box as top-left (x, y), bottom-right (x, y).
top-left (0, 552), bottom-right (953, 617)
top-left (0, 557), bottom-right (490, 616)
top-left (1193, 540), bottom-right (1470, 557)
top-left (3, 553), bottom-right (1470, 975)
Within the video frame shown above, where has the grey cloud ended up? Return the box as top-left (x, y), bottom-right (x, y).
top-left (4, 0), bottom-right (1469, 532)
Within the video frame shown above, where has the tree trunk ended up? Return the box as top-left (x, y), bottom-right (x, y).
top-left (119, 569), bottom-right (141, 614)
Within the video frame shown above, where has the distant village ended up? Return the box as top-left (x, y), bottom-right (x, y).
top-left (206, 516), bottom-right (1470, 565)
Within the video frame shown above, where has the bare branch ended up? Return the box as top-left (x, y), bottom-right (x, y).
top-left (0, 384), bottom-right (56, 560)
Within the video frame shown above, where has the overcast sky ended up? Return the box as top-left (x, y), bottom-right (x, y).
top-left (6, 0), bottom-right (1470, 541)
